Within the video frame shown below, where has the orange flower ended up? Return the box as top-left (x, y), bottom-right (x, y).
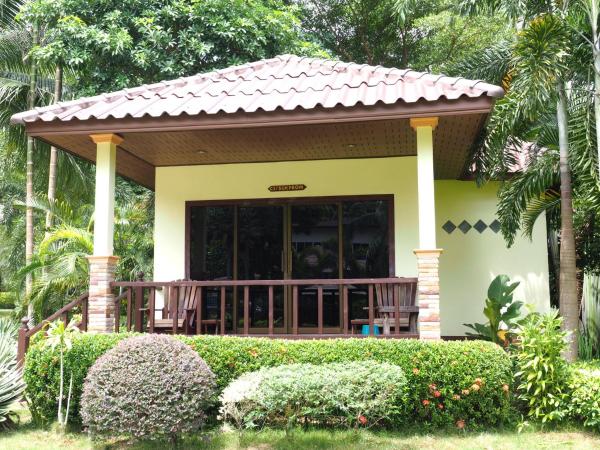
top-left (412, 368), bottom-right (420, 375)
top-left (502, 384), bottom-right (509, 393)
top-left (456, 419), bottom-right (466, 429)
top-left (452, 394), bottom-right (461, 400)
top-left (249, 349), bottom-right (258, 358)
top-left (437, 403), bottom-right (444, 410)
top-left (471, 384), bottom-right (480, 392)
top-left (461, 389), bottom-right (470, 396)
top-left (422, 399), bottom-right (430, 407)
top-left (358, 415), bottom-right (368, 425)
top-left (433, 390), bottom-right (441, 398)
top-left (474, 378), bottom-right (483, 386)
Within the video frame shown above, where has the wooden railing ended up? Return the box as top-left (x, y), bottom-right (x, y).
top-left (110, 278), bottom-right (418, 338)
top-left (17, 292), bottom-right (89, 364)
top-left (16, 277), bottom-right (419, 363)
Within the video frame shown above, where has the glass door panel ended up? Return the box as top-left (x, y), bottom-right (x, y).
top-left (342, 200), bottom-right (390, 323)
top-left (290, 204), bottom-right (340, 328)
top-left (189, 206), bottom-right (234, 327)
top-left (237, 206), bottom-right (285, 331)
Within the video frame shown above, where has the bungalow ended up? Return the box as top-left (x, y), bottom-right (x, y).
top-left (11, 55), bottom-right (550, 343)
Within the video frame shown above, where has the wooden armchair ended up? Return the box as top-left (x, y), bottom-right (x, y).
top-left (350, 281), bottom-right (418, 335)
top-left (152, 283), bottom-right (220, 335)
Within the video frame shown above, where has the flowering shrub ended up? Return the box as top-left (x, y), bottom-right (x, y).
top-left (220, 361), bottom-right (406, 429)
top-left (219, 371), bottom-right (265, 429)
top-left (80, 335), bottom-right (215, 441)
top-left (25, 334), bottom-right (512, 428)
top-left (567, 362), bottom-right (600, 430)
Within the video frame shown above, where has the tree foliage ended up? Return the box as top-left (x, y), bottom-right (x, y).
top-left (20, 0), bottom-right (326, 96)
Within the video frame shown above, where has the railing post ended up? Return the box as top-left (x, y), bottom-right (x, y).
top-left (134, 272), bottom-right (144, 333)
top-left (81, 295), bottom-right (88, 332)
top-left (342, 285), bottom-right (349, 335)
top-left (317, 286), bottom-right (323, 335)
top-left (243, 286), bottom-right (250, 336)
top-left (148, 287), bottom-right (155, 333)
top-left (17, 318), bottom-right (29, 366)
top-left (220, 286), bottom-right (226, 335)
top-left (114, 295), bottom-right (120, 333)
top-left (196, 287), bottom-right (202, 335)
top-left (268, 286), bottom-right (274, 336)
top-left (172, 285), bottom-right (179, 334)
top-left (368, 284), bottom-right (374, 336)
top-left (292, 286), bottom-right (298, 335)
top-left (126, 288), bottom-right (132, 331)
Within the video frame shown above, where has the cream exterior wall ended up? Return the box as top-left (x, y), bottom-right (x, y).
top-left (436, 180), bottom-right (550, 336)
top-left (153, 157), bottom-right (551, 336)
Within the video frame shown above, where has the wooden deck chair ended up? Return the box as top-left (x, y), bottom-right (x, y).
top-left (153, 284), bottom-right (200, 334)
top-left (351, 281), bottom-right (418, 335)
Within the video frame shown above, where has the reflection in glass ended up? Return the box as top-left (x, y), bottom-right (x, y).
top-left (342, 200), bottom-right (390, 321)
top-left (189, 206), bottom-right (234, 327)
top-left (237, 206), bottom-right (284, 329)
top-left (291, 205), bottom-right (340, 327)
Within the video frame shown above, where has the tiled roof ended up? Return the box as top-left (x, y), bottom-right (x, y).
top-left (11, 54), bottom-right (504, 124)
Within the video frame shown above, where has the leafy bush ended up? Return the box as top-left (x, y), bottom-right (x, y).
top-left (80, 334), bottom-right (215, 441)
top-left (0, 317), bottom-right (25, 426)
top-left (464, 274), bottom-right (524, 345)
top-left (220, 361), bottom-right (406, 429)
top-left (579, 273), bottom-right (600, 360)
top-left (513, 311), bottom-right (569, 423)
top-left (0, 292), bottom-right (15, 310)
top-left (567, 362), bottom-right (600, 430)
top-left (25, 334), bottom-right (512, 429)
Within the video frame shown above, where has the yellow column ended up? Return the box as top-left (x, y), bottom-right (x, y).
top-left (87, 133), bottom-right (122, 333)
top-left (410, 117), bottom-right (442, 340)
top-left (90, 134), bottom-right (121, 255)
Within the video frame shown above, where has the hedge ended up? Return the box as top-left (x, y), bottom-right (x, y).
top-left (24, 334), bottom-right (513, 428)
top-left (568, 362), bottom-right (600, 430)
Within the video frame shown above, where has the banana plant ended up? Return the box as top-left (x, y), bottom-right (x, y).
top-left (464, 274), bottom-right (524, 345)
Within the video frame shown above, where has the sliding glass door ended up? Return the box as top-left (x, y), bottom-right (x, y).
top-left (290, 204), bottom-right (340, 330)
top-left (187, 196), bottom-right (391, 334)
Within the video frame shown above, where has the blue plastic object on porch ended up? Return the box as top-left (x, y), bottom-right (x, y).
top-left (361, 325), bottom-right (380, 335)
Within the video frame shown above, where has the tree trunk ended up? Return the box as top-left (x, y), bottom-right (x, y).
top-left (557, 84), bottom-right (579, 362)
top-left (591, 0), bottom-right (600, 177)
top-left (25, 22), bottom-right (40, 317)
top-left (45, 65), bottom-right (63, 233)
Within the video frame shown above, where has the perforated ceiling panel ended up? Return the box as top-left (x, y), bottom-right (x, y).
top-left (40, 113), bottom-right (486, 189)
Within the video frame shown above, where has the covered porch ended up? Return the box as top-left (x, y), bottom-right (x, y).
top-left (12, 55), bottom-right (504, 341)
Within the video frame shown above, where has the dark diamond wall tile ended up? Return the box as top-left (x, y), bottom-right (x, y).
top-left (474, 220), bottom-right (487, 233)
top-left (442, 220), bottom-right (456, 234)
top-left (458, 220), bottom-right (472, 234)
top-left (489, 219), bottom-right (501, 233)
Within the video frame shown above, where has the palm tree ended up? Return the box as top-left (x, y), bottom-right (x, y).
top-left (17, 190), bottom-right (153, 320)
top-left (458, 1), bottom-right (589, 360)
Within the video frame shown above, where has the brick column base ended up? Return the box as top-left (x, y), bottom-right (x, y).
top-left (86, 255), bottom-right (119, 333)
top-left (414, 249), bottom-right (442, 340)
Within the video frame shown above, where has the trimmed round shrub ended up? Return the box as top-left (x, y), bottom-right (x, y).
top-left (220, 361), bottom-right (407, 429)
top-left (568, 362), bottom-right (600, 430)
top-left (80, 334), bottom-right (215, 440)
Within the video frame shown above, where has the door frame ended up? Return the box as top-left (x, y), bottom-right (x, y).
top-left (185, 194), bottom-right (396, 332)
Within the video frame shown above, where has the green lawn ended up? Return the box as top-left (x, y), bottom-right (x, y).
top-left (0, 309), bottom-right (13, 318)
top-left (2, 406), bottom-right (599, 450)
top-left (2, 426), bottom-right (600, 450)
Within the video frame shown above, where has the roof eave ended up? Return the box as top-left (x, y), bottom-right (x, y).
top-left (21, 96), bottom-right (498, 137)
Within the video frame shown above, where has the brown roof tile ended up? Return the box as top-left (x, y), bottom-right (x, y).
top-left (11, 54), bottom-right (504, 124)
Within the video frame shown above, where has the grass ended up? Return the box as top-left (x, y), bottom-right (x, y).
top-left (0, 309), bottom-right (13, 318)
top-left (2, 406), bottom-right (599, 450)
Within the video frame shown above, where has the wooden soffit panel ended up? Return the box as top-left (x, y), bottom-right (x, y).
top-left (37, 112), bottom-right (485, 189)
